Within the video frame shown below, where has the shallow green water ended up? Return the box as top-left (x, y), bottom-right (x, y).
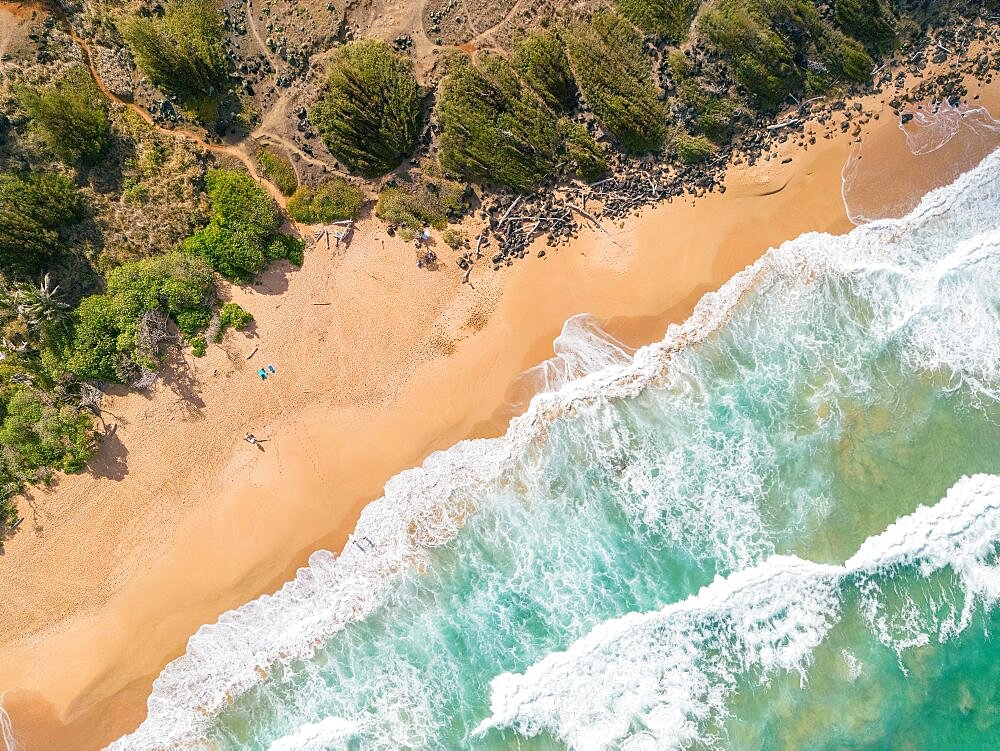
top-left (111, 151), bottom-right (1000, 751)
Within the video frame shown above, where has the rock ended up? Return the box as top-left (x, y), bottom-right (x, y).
top-left (901, 112), bottom-right (914, 124)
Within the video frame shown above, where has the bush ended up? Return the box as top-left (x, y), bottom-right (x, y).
top-left (438, 55), bottom-right (562, 190)
top-left (674, 132), bottom-right (717, 163)
top-left (264, 234), bottom-right (305, 266)
top-left (181, 223), bottom-right (265, 282)
top-left (190, 335), bottom-right (207, 356)
top-left (121, 0), bottom-right (227, 102)
top-left (205, 168), bottom-right (280, 237)
top-left (667, 50), bottom-right (740, 143)
top-left (286, 179), bottom-right (364, 224)
top-left (20, 67), bottom-right (110, 165)
top-left (375, 176), bottom-right (466, 235)
top-left (511, 31), bottom-right (577, 112)
top-left (256, 148), bottom-right (298, 196)
top-left (441, 228), bottom-right (465, 249)
top-left (0, 384), bottom-right (95, 534)
top-left (65, 252), bottom-right (216, 381)
top-left (563, 12), bottom-right (668, 153)
top-left (219, 302), bottom-right (252, 331)
top-left (0, 172), bottom-right (84, 276)
top-left (310, 40), bottom-right (423, 177)
top-left (614, 0), bottom-right (700, 39)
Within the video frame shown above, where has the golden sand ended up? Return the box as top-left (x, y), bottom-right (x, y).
top-left (0, 77), bottom-right (996, 750)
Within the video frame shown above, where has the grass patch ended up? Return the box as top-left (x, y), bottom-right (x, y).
top-left (673, 132), bottom-right (717, 162)
top-left (256, 148), bottom-right (298, 196)
top-left (310, 40), bottom-right (423, 177)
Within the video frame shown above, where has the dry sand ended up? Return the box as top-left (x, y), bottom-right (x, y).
top-left (1, 76), bottom-right (997, 750)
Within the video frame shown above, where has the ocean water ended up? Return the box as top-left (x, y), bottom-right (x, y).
top-left (108, 148), bottom-right (1000, 751)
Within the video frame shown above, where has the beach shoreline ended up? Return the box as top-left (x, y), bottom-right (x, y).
top-left (1, 72), bottom-right (997, 750)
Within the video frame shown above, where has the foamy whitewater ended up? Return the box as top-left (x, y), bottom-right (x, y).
top-left (103, 149), bottom-right (1000, 750)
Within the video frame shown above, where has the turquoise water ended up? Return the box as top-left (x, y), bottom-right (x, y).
top-left (111, 149), bottom-right (1000, 750)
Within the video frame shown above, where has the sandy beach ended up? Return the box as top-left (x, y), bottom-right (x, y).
top-left (1, 70), bottom-right (997, 749)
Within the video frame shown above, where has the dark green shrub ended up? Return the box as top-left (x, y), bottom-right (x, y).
top-left (256, 148), bottom-right (298, 196)
top-left (181, 223), bottom-right (266, 282)
top-left (375, 177), bottom-right (466, 236)
top-left (310, 40), bottom-right (422, 177)
top-left (438, 55), bottom-right (562, 190)
top-left (264, 234), bottom-right (305, 266)
top-left (0, 172), bottom-right (84, 276)
top-left (563, 12), bottom-right (667, 153)
top-left (121, 0), bottom-right (227, 101)
top-left (20, 67), bottom-right (110, 165)
top-left (667, 50), bottom-right (740, 143)
top-left (699, 0), bottom-right (873, 110)
top-left (614, 0), bottom-right (700, 39)
top-left (511, 31), bottom-right (577, 112)
top-left (286, 179), bottom-right (364, 224)
top-left (674, 132), bottom-right (717, 162)
top-left (205, 168), bottom-right (280, 237)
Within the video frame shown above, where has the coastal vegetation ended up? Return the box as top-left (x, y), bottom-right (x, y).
top-left (286, 179), bottom-right (364, 224)
top-left (310, 40), bottom-right (423, 177)
top-left (256, 148), bottom-right (299, 196)
top-left (0, 0), bottom-right (985, 541)
top-left (19, 68), bottom-right (111, 166)
top-left (375, 175), bottom-right (466, 238)
top-left (121, 0), bottom-right (228, 103)
top-left (614, 0), bottom-right (700, 40)
top-left (562, 12), bottom-right (668, 153)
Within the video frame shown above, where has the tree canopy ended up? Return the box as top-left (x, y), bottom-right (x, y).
top-left (120, 0), bottom-right (228, 101)
top-left (0, 172), bottom-right (84, 277)
top-left (310, 40), bottom-right (423, 177)
top-left (19, 67), bottom-right (110, 165)
top-left (563, 12), bottom-right (668, 153)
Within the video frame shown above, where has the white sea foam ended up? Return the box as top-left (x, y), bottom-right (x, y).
top-left (0, 696), bottom-right (20, 751)
top-left (266, 717), bottom-right (357, 751)
top-left (898, 101), bottom-right (1000, 157)
top-left (525, 313), bottom-right (636, 393)
top-left (108, 148), bottom-right (1000, 750)
top-left (475, 474), bottom-right (1000, 750)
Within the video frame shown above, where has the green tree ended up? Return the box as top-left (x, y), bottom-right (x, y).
top-left (614, 0), bottom-right (701, 39)
top-left (121, 0), bottom-right (227, 101)
top-left (310, 40), bottom-right (423, 177)
top-left (437, 54), bottom-right (562, 190)
top-left (511, 31), bottom-right (577, 113)
top-left (0, 172), bottom-right (84, 276)
top-left (286, 179), bottom-right (364, 224)
top-left (65, 253), bottom-right (216, 381)
top-left (20, 67), bottom-right (111, 165)
top-left (563, 12), bottom-right (668, 153)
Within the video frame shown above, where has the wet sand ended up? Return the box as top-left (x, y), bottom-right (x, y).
top-left (1, 75), bottom-right (996, 750)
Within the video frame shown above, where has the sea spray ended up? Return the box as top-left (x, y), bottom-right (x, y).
top-left (110, 149), bottom-right (1000, 750)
